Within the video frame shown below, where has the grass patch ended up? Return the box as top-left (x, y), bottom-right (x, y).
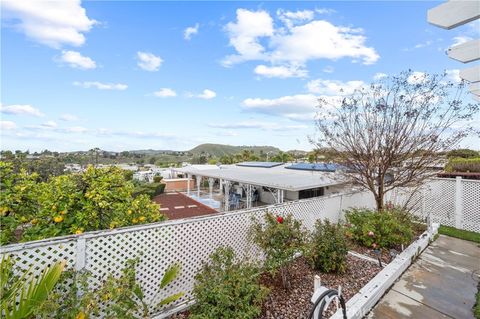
top-left (438, 225), bottom-right (480, 243)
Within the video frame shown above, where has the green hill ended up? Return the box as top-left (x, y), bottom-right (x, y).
top-left (189, 144), bottom-right (281, 157)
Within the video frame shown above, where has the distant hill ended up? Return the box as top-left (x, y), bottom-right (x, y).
top-left (189, 144), bottom-right (281, 157)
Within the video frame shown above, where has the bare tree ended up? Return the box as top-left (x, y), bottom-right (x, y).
top-left (314, 70), bottom-right (479, 211)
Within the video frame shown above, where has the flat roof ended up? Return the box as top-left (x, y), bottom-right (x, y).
top-left (153, 192), bottom-right (218, 220)
top-left (174, 163), bottom-right (346, 191)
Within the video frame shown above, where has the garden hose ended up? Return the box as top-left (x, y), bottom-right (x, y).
top-left (307, 288), bottom-right (347, 319)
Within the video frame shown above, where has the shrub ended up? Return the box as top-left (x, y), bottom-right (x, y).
top-left (345, 208), bottom-right (415, 249)
top-left (307, 219), bottom-right (348, 273)
top-left (1, 256), bottom-right (65, 318)
top-left (447, 149), bottom-right (479, 159)
top-left (0, 164), bottom-right (165, 244)
top-left (153, 175), bottom-right (163, 183)
top-left (190, 247), bottom-right (268, 319)
top-left (445, 157), bottom-right (480, 173)
top-left (250, 213), bottom-right (305, 288)
top-left (132, 182), bottom-right (165, 199)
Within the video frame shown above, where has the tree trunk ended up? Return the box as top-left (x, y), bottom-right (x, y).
top-left (375, 193), bottom-right (384, 211)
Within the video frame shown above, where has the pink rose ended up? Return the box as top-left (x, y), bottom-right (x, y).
top-left (368, 231), bottom-right (374, 237)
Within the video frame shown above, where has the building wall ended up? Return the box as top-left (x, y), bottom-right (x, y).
top-left (163, 179), bottom-right (195, 192)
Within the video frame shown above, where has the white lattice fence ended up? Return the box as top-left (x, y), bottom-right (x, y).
top-left (0, 190), bottom-right (373, 317)
top-left (385, 178), bottom-right (480, 233)
top-left (461, 179), bottom-right (480, 232)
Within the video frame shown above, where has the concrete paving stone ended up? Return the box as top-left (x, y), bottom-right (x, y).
top-left (369, 235), bottom-right (480, 319)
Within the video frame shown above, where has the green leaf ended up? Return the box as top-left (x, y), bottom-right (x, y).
top-left (158, 292), bottom-right (184, 306)
top-left (160, 263), bottom-right (181, 289)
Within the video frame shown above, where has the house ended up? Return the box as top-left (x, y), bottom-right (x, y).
top-left (173, 162), bottom-right (349, 211)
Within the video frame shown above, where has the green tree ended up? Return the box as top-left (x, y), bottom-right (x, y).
top-left (447, 149), bottom-right (479, 159)
top-left (0, 163), bottom-right (166, 244)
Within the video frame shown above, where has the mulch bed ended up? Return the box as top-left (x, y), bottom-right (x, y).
top-left (258, 256), bottom-right (380, 319)
top-left (172, 255), bottom-right (381, 319)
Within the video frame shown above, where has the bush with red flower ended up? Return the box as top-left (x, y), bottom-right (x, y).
top-left (250, 212), bottom-right (306, 289)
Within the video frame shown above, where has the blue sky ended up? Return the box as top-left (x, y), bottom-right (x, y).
top-left (1, 1), bottom-right (479, 152)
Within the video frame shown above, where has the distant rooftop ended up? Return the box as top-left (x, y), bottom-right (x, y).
top-left (153, 192), bottom-right (218, 220)
top-left (236, 161), bottom-right (283, 168)
top-left (285, 162), bottom-right (337, 172)
top-left (174, 163), bottom-right (346, 191)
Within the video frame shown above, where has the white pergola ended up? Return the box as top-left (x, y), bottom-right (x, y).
top-left (173, 164), bottom-right (346, 211)
top-left (428, 0), bottom-right (480, 101)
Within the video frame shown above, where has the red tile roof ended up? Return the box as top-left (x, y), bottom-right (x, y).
top-left (153, 192), bottom-right (219, 220)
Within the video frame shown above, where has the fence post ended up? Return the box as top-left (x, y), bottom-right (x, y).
top-left (75, 237), bottom-right (86, 271)
top-left (454, 176), bottom-right (463, 229)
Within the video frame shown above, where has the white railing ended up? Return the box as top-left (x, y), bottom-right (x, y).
top-left (385, 177), bottom-right (480, 233)
top-left (0, 190), bottom-right (374, 317)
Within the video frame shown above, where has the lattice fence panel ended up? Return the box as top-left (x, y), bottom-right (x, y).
top-left (2, 239), bottom-right (78, 278)
top-left (423, 179), bottom-right (456, 227)
top-left (462, 180), bottom-right (480, 233)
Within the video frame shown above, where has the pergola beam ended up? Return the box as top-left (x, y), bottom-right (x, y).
top-left (460, 65), bottom-right (480, 83)
top-left (428, 1), bottom-right (480, 29)
top-left (447, 39), bottom-right (480, 63)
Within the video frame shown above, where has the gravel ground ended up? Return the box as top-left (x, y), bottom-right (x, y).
top-left (258, 256), bottom-right (381, 319)
top-left (171, 255), bottom-right (381, 319)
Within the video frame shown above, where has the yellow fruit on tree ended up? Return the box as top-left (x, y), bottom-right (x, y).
top-left (75, 312), bottom-right (86, 319)
top-left (53, 216), bottom-right (64, 223)
top-left (60, 210), bottom-right (67, 215)
top-left (138, 216), bottom-right (146, 222)
top-left (31, 218), bottom-right (38, 225)
top-left (75, 229), bottom-right (83, 235)
top-left (132, 218), bottom-right (138, 224)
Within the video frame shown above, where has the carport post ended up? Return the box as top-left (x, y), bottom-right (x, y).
top-left (208, 178), bottom-right (214, 199)
top-left (196, 175), bottom-right (201, 198)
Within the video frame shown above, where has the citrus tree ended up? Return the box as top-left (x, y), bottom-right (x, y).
top-left (1, 163), bottom-right (165, 244)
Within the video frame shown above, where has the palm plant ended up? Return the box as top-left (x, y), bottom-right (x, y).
top-left (1, 256), bottom-right (65, 319)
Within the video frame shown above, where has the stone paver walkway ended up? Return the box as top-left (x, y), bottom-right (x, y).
top-left (369, 235), bottom-right (480, 319)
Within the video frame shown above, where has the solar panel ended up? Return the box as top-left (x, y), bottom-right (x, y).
top-left (285, 162), bottom-right (337, 172)
top-left (236, 161), bottom-right (283, 168)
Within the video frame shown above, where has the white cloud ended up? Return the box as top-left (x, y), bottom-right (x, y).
top-left (373, 72), bottom-right (388, 80)
top-left (62, 126), bottom-right (88, 133)
top-left (154, 88), bottom-right (177, 98)
top-left (315, 8), bottom-right (336, 15)
top-left (136, 51), bottom-right (163, 71)
top-left (184, 23), bottom-right (199, 40)
top-left (254, 64), bottom-right (307, 78)
top-left (0, 104), bottom-right (44, 117)
top-left (222, 9), bottom-right (274, 66)
top-left (197, 89), bottom-right (216, 99)
top-left (0, 120), bottom-right (17, 130)
top-left (73, 81), bottom-right (127, 90)
top-left (209, 121), bottom-right (308, 131)
top-left (2, 0), bottom-right (96, 48)
top-left (451, 36), bottom-right (472, 47)
top-left (59, 50), bottom-right (96, 69)
top-left (41, 120), bottom-right (57, 128)
top-left (277, 9), bottom-right (314, 29)
top-left (446, 69), bottom-right (461, 83)
top-left (323, 66), bottom-right (334, 73)
top-left (60, 114), bottom-right (79, 122)
top-left (223, 9), bottom-right (379, 71)
top-left (270, 20), bottom-right (379, 65)
top-left (306, 79), bottom-right (365, 95)
top-left (407, 71), bottom-right (427, 84)
top-left (242, 94), bottom-right (318, 120)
